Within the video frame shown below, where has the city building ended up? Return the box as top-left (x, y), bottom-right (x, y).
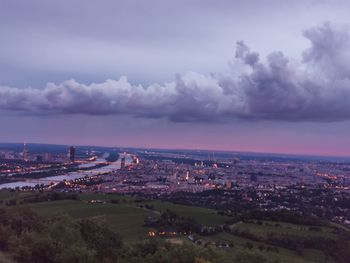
top-left (121, 157), bottom-right (126, 169)
top-left (23, 143), bottom-right (29, 162)
top-left (44, 153), bottom-right (53, 162)
top-left (69, 146), bottom-right (76, 163)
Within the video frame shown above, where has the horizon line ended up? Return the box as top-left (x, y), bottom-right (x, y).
top-left (1, 141), bottom-right (350, 160)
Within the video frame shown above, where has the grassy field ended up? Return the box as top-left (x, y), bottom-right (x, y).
top-left (231, 221), bottom-right (337, 239)
top-left (144, 200), bottom-right (231, 226)
top-left (210, 229), bottom-right (334, 263)
top-left (27, 199), bottom-right (153, 241)
top-left (78, 192), bottom-right (134, 203)
top-left (25, 195), bottom-right (231, 240)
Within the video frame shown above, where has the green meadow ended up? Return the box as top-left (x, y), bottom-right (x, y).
top-left (143, 200), bottom-right (231, 226)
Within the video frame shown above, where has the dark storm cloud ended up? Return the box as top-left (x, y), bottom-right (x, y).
top-left (231, 23), bottom-right (350, 121)
top-left (1, 23), bottom-right (350, 122)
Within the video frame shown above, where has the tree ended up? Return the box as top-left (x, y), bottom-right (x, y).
top-left (10, 214), bottom-right (92, 263)
top-left (79, 217), bottom-right (123, 260)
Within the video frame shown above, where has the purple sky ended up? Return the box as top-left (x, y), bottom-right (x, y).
top-left (1, 0), bottom-right (350, 156)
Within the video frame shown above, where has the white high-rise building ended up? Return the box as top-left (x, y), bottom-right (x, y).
top-left (23, 143), bottom-right (29, 162)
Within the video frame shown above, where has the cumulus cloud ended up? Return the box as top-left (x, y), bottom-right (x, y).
top-left (1, 22), bottom-right (350, 122)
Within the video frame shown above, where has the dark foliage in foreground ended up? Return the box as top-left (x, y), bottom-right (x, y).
top-left (0, 207), bottom-right (269, 263)
top-left (144, 209), bottom-right (202, 234)
top-left (0, 207), bottom-right (123, 263)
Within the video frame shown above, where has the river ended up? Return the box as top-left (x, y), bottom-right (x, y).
top-left (0, 153), bottom-right (132, 189)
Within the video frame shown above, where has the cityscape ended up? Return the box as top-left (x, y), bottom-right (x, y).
top-left (1, 143), bottom-right (350, 225)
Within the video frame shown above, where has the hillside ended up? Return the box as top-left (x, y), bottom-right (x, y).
top-left (0, 190), bottom-right (349, 263)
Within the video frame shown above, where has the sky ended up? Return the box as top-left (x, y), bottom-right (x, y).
top-left (1, 0), bottom-right (350, 156)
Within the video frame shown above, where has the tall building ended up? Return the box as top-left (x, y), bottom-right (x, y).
top-left (120, 157), bottom-right (126, 169)
top-left (185, 171), bottom-right (190, 181)
top-left (23, 143), bottom-right (29, 162)
top-left (133, 156), bottom-right (140, 164)
top-left (69, 146), bottom-right (76, 163)
top-left (43, 153), bottom-right (53, 162)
